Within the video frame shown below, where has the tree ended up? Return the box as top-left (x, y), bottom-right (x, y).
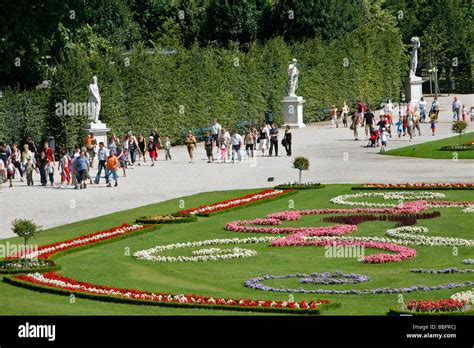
top-left (11, 219), bottom-right (42, 263)
top-left (293, 156), bottom-right (310, 184)
top-left (451, 121), bottom-right (468, 146)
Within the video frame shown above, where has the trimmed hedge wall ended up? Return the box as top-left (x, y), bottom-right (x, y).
top-left (1, 15), bottom-right (405, 149)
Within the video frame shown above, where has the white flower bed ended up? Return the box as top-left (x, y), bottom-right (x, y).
top-left (462, 206), bottom-right (474, 213)
top-left (330, 191), bottom-right (445, 207)
top-left (134, 236), bottom-right (278, 263)
top-left (451, 289), bottom-right (474, 305)
top-left (304, 225), bottom-right (474, 247)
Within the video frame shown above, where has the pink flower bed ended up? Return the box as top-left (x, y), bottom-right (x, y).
top-left (224, 206), bottom-right (421, 264)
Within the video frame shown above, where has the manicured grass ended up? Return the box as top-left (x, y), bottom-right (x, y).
top-left (1, 185), bottom-right (473, 316)
top-left (383, 132), bottom-right (474, 159)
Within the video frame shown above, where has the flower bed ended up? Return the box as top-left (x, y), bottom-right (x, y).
top-left (404, 299), bottom-right (468, 313)
top-left (451, 289), bottom-right (474, 305)
top-left (244, 273), bottom-right (474, 294)
top-left (385, 226), bottom-right (474, 247)
top-left (299, 271), bottom-right (369, 285)
top-left (274, 182), bottom-right (324, 190)
top-left (321, 211), bottom-right (440, 227)
top-left (463, 259), bottom-right (474, 264)
top-left (462, 206), bottom-right (474, 213)
top-left (0, 258), bottom-right (58, 274)
top-left (6, 272), bottom-right (336, 314)
top-left (134, 237), bottom-right (278, 263)
top-left (8, 224), bottom-right (158, 260)
top-left (135, 215), bottom-right (197, 224)
top-left (354, 183), bottom-right (474, 190)
top-left (330, 192), bottom-right (446, 207)
top-left (176, 189), bottom-right (294, 216)
top-left (410, 268), bottom-right (474, 274)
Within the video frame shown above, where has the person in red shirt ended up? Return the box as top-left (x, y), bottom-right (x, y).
top-left (44, 141), bottom-right (55, 165)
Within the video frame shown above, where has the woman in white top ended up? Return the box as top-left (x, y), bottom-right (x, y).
top-left (258, 123), bottom-right (270, 156)
top-left (341, 102), bottom-right (349, 127)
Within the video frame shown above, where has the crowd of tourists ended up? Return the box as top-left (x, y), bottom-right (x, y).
top-left (0, 118), bottom-right (293, 190)
top-left (328, 96), bottom-right (472, 152)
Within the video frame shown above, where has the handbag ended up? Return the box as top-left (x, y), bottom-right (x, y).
top-left (350, 123), bottom-right (355, 130)
top-left (257, 137), bottom-right (260, 144)
top-left (281, 138), bottom-right (287, 146)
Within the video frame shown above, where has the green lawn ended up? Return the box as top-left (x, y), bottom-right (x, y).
top-left (383, 132), bottom-right (474, 159)
top-left (1, 185), bottom-right (473, 316)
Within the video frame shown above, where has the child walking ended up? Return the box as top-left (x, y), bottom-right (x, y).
top-left (6, 159), bottom-right (15, 187)
top-left (147, 136), bottom-right (157, 166)
top-left (431, 117), bottom-right (436, 136)
top-left (46, 160), bottom-right (55, 186)
top-left (25, 158), bottom-right (36, 186)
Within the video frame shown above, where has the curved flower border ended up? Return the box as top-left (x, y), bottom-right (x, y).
top-left (244, 273), bottom-right (474, 294)
top-left (177, 189), bottom-right (293, 215)
top-left (11, 272), bottom-right (330, 312)
top-left (133, 237), bottom-right (278, 263)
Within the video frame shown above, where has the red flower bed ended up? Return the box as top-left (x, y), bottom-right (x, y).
top-left (405, 298), bottom-right (468, 313)
top-left (9, 224), bottom-right (151, 259)
top-left (14, 272), bottom-right (331, 312)
top-left (177, 189), bottom-right (294, 215)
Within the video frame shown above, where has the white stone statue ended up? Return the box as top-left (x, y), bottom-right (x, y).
top-left (409, 37), bottom-right (420, 78)
top-left (88, 76), bottom-right (101, 123)
top-left (287, 58), bottom-right (299, 97)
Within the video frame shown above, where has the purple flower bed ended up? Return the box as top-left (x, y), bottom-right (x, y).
top-left (299, 271), bottom-right (369, 285)
top-left (244, 273), bottom-right (474, 294)
top-left (410, 268), bottom-right (474, 274)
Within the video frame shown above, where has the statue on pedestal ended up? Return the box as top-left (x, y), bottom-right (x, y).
top-left (88, 76), bottom-right (101, 123)
top-left (287, 58), bottom-right (299, 97)
top-left (409, 37), bottom-right (420, 79)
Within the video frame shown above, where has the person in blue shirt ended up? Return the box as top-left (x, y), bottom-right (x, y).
top-left (74, 151), bottom-right (89, 189)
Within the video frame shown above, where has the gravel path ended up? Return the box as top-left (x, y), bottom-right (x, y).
top-left (1, 94), bottom-right (473, 239)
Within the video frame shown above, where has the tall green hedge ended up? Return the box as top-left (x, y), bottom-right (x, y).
top-left (1, 18), bottom-right (406, 148)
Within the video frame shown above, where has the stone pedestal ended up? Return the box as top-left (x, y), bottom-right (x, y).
top-left (282, 96), bottom-right (306, 128)
top-left (83, 122), bottom-right (110, 148)
top-left (405, 76), bottom-right (423, 109)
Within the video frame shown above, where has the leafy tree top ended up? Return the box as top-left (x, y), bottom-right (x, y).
top-left (293, 156), bottom-right (310, 171)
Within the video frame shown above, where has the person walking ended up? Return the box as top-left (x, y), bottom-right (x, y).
top-left (330, 105), bottom-right (338, 128)
top-left (350, 112), bottom-right (359, 140)
top-left (127, 131), bottom-right (139, 168)
top-left (258, 122), bottom-right (270, 156)
top-left (74, 151), bottom-right (89, 189)
top-left (419, 97), bottom-right (427, 122)
top-left (211, 118), bottom-right (222, 155)
top-left (363, 108), bottom-right (375, 140)
top-left (147, 136), bottom-right (158, 166)
top-left (230, 130), bottom-right (242, 163)
top-left (10, 143), bottom-right (23, 181)
top-left (341, 101), bottom-right (349, 127)
top-left (218, 129), bottom-right (230, 163)
top-left (452, 96), bottom-right (462, 122)
top-left (137, 133), bottom-right (146, 166)
top-left (106, 150), bottom-right (119, 187)
top-left (58, 149), bottom-right (71, 188)
top-left (244, 129), bottom-right (255, 158)
top-left (283, 125), bottom-right (292, 156)
top-left (204, 131), bottom-right (214, 163)
top-left (37, 151), bottom-right (48, 186)
top-left (269, 123), bottom-right (279, 156)
top-left (164, 137), bottom-right (172, 160)
top-left (94, 142), bottom-right (109, 185)
top-left (185, 131), bottom-right (197, 163)
top-left (85, 132), bottom-right (97, 167)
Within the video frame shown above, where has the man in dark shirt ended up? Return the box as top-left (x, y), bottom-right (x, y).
top-left (363, 109), bottom-right (375, 140)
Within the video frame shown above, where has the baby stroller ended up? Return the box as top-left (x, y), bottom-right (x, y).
top-left (368, 129), bottom-right (380, 147)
